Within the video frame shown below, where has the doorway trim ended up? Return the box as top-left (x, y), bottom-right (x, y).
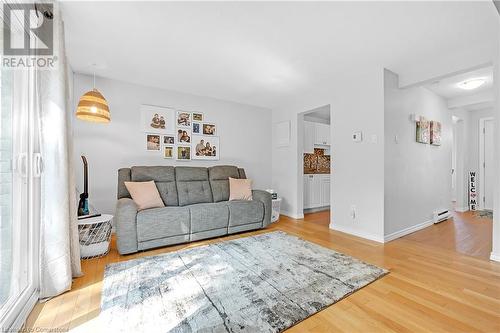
top-left (479, 117), bottom-right (494, 210)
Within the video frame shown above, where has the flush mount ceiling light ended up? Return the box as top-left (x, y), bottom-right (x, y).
top-left (76, 70), bottom-right (110, 123)
top-left (457, 78), bottom-right (486, 90)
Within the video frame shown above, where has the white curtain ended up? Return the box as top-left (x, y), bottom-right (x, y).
top-left (39, 4), bottom-right (82, 299)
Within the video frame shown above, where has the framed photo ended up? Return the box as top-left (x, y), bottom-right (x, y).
top-left (192, 135), bottom-right (220, 160)
top-left (163, 146), bottom-right (174, 159)
top-left (430, 121), bottom-right (442, 146)
top-left (140, 105), bottom-right (175, 133)
top-left (176, 111), bottom-right (191, 128)
top-left (163, 135), bottom-right (175, 145)
top-left (146, 134), bottom-right (161, 151)
top-left (177, 146), bottom-right (191, 160)
top-left (202, 123), bottom-right (217, 135)
top-left (192, 122), bottom-right (201, 134)
top-left (177, 128), bottom-right (191, 143)
top-left (192, 112), bottom-right (204, 122)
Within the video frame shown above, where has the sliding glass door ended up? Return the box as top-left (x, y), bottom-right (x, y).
top-left (0, 64), bottom-right (39, 330)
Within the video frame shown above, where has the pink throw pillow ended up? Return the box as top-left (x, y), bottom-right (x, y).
top-left (229, 177), bottom-right (253, 201)
top-left (124, 181), bottom-right (165, 211)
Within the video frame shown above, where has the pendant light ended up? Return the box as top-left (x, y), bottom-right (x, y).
top-left (75, 70), bottom-right (110, 123)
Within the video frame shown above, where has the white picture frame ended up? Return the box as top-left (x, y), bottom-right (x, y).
top-left (177, 128), bottom-right (192, 144)
top-left (163, 145), bottom-right (174, 159)
top-left (192, 112), bottom-right (204, 122)
top-left (145, 133), bottom-right (161, 151)
top-left (176, 145), bottom-right (191, 160)
top-left (140, 104), bottom-right (175, 133)
top-left (192, 135), bottom-right (220, 160)
top-left (202, 123), bottom-right (217, 136)
top-left (176, 110), bottom-right (192, 128)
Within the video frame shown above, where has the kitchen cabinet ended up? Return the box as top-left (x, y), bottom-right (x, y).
top-left (303, 121), bottom-right (315, 154)
top-left (314, 123), bottom-right (330, 146)
top-left (303, 174), bottom-right (331, 209)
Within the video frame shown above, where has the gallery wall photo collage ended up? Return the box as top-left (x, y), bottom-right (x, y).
top-left (141, 104), bottom-right (219, 160)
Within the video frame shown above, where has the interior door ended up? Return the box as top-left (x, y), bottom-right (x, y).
top-left (483, 119), bottom-right (494, 210)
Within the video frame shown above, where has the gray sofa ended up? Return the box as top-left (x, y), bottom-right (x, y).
top-left (115, 165), bottom-right (272, 254)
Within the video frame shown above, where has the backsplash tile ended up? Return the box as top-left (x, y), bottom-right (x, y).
top-left (304, 148), bottom-right (330, 174)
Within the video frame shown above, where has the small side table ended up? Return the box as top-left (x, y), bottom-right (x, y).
top-left (78, 214), bottom-right (113, 259)
top-left (271, 198), bottom-right (282, 223)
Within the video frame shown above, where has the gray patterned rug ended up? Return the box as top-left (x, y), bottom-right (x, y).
top-left (101, 231), bottom-right (387, 332)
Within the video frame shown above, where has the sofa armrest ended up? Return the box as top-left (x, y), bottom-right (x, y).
top-left (252, 190), bottom-right (272, 228)
top-left (115, 198), bottom-right (139, 254)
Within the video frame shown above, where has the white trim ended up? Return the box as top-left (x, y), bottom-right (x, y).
top-left (384, 220), bottom-right (433, 242)
top-left (329, 223), bottom-right (384, 243)
top-left (281, 210), bottom-right (304, 220)
top-left (490, 252), bottom-right (500, 262)
top-left (479, 117), bottom-right (494, 210)
top-left (9, 290), bottom-right (38, 331)
top-left (454, 206), bottom-right (469, 213)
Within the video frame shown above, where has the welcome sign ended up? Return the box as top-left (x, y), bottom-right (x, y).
top-left (469, 171), bottom-right (477, 211)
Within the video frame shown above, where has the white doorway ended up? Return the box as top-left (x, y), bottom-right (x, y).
top-left (480, 117), bottom-right (494, 210)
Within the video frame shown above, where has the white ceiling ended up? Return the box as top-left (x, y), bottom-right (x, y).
top-left (425, 66), bottom-right (493, 99)
top-left (425, 66), bottom-right (495, 111)
top-left (61, 1), bottom-right (498, 109)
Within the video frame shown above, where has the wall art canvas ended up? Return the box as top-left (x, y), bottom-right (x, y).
top-left (163, 146), bottom-right (173, 159)
top-left (177, 146), bottom-right (191, 160)
top-left (416, 117), bottom-right (430, 144)
top-left (430, 120), bottom-right (442, 146)
top-left (192, 112), bottom-right (203, 122)
top-left (192, 122), bottom-right (201, 134)
top-left (192, 135), bottom-right (219, 160)
top-left (140, 105), bottom-right (175, 133)
top-left (177, 128), bottom-right (191, 143)
top-left (202, 123), bottom-right (217, 135)
top-left (177, 111), bottom-right (192, 128)
top-left (146, 134), bottom-right (161, 151)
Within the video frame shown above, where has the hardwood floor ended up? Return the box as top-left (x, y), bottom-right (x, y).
top-left (402, 210), bottom-right (492, 259)
top-left (26, 210), bottom-right (500, 332)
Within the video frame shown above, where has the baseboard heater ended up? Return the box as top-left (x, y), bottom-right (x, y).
top-left (433, 209), bottom-right (452, 224)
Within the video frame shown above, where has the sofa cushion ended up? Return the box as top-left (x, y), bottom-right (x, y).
top-left (226, 200), bottom-right (264, 227)
top-left (189, 202), bottom-right (229, 233)
top-left (131, 166), bottom-right (178, 206)
top-left (136, 206), bottom-right (190, 242)
top-left (209, 165), bottom-right (240, 202)
top-left (124, 181), bottom-right (165, 211)
top-left (176, 167), bottom-right (213, 206)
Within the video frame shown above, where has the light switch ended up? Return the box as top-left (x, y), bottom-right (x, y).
top-left (352, 131), bottom-right (363, 142)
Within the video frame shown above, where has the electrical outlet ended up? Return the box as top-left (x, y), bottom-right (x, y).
top-left (350, 205), bottom-right (356, 220)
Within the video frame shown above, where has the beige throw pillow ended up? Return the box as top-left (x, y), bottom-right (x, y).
top-left (124, 181), bottom-right (165, 211)
top-left (229, 177), bottom-right (253, 201)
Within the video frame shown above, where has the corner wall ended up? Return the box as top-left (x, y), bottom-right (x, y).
top-left (73, 74), bottom-right (272, 214)
top-left (272, 65), bottom-right (385, 242)
top-left (384, 69), bottom-right (452, 240)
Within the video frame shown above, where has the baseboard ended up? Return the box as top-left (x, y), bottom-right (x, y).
top-left (455, 207), bottom-right (469, 213)
top-left (329, 223), bottom-right (384, 243)
top-left (384, 219), bottom-right (433, 242)
top-left (280, 210), bottom-right (304, 220)
top-left (490, 252), bottom-right (500, 262)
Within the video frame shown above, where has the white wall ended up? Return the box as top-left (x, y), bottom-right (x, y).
top-left (384, 70), bottom-right (452, 239)
top-left (272, 65), bottom-right (385, 242)
top-left (73, 74), bottom-right (272, 214)
top-left (492, 15), bottom-right (500, 262)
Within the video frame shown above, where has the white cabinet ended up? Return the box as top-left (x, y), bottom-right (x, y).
top-left (303, 121), bottom-right (315, 154)
top-left (303, 174), bottom-right (331, 209)
top-left (314, 123), bottom-right (330, 146)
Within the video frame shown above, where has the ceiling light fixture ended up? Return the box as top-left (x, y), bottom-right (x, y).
top-left (457, 78), bottom-right (486, 90)
top-left (76, 68), bottom-right (110, 123)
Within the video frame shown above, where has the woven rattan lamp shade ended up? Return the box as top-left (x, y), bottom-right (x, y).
top-left (76, 88), bottom-right (110, 123)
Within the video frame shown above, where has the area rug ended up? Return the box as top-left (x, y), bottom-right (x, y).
top-left (100, 231), bottom-right (388, 332)
top-left (475, 210), bottom-right (493, 219)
